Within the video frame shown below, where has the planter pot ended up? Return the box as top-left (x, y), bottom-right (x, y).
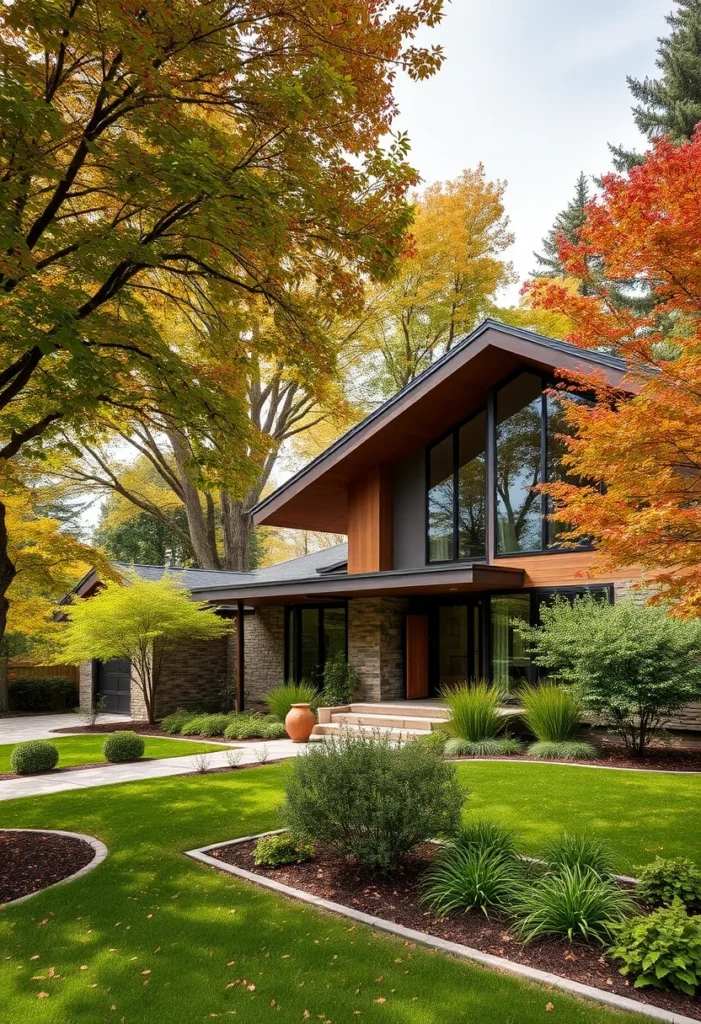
top-left (285, 703), bottom-right (316, 743)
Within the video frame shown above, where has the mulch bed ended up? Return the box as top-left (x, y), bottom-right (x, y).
top-left (210, 839), bottom-right (701, 1019)
top-left (0, 830), bottom-right (96, 904)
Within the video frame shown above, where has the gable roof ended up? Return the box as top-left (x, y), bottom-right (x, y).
top-left (252, 318), bottom-right (630, 532)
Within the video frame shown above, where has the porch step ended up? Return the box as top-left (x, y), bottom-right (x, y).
top-left (313, 722), bottom-right (432, 741)
top-left (348, 702), bottom-right (450, 721)
top-left (330, 712), bottom-right (443, 732)
top-left (313, 701), bottom-right (449, 740)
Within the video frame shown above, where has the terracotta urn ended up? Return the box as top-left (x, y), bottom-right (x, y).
top-left (285, 702), bottom-right (316, 743)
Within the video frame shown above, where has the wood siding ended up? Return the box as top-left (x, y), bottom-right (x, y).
top-left (496, 550), bottom-right (640, 589)
top-left (406, 614), bottom-right (429, 699)
top-left (347, 466), bottom-right (394, 573)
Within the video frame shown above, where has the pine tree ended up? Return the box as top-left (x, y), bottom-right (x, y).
top-left (532, 173), bottom-right (590, 280)
top-left (611, 0), bottom-right (701, 170)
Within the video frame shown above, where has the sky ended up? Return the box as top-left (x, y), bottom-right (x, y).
top-left (392, 0), bottom-right (672, 302)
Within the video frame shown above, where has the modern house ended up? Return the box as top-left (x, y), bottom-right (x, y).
top-left (73, 319), bottom-right (701, 731)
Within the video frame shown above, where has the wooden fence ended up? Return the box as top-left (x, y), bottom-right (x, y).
top-left (8, 663), bottom-right (80, 683)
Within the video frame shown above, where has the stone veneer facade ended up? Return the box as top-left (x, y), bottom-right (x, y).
top-left (242, 607), bottom-right (285, 710)
top-left (347, 597), bottom-right (408, 702)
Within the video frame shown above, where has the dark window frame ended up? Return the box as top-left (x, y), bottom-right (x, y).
top-left (284, 602), bottom-right (348, 683)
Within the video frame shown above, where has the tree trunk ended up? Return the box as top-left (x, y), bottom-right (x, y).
top-left (0, 641), bottom-right (8, 715)
top-left (167, 429), bottom-right (221, 568)
top-left (220, 492), bottom-right (253, 571)
top-left (0, 498), bottom-right (16, 654)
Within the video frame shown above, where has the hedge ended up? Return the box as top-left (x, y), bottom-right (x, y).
top-left (8, 676), bottom-right (78, 712)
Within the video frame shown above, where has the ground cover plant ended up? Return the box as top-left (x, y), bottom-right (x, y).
top-left (161, 709), bottom-right (285, 739)
top-left (442, 681), bottom-right (521, 756)
top-left (519, 682), bottom-right (596, 760)
top-left (637, 857), bottom-right (701, 912)
top-left (253, 833), bottom-right (314, 868)
top-left (609, 898), bottom-right (701, 996)
top-left (265, 682), bottom-right (319, 723)
top-left (0, 766), bottom-right (654, 1024)
top-left (515, 864), bottom-right (635, 944)
top-left (0, 735), bottom-right (226, 773)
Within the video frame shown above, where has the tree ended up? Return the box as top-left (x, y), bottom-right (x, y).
top-left (0, 0), bottom-right (445, 637)
top-left (96, 508), bottom-right (194, 567)
top-left (533, 174), bottom-right (591, 281)
top-left (516, 597), bottom-right (701, 756)
top-left (361, 167), bottom-right (515, 394)
top-left (55, 571), bottom-right (228, 723)
top-left (611, 0), bottom-right (701, 170)
top-left (527, 132), bottom-right (701, 614)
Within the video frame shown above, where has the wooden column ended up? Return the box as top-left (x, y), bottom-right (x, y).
top-left (236, 600), bottom-right (245, 712)
top-left (406, 614), bottom-right (429, 699)
top-left (347, 465), bottom-right (394, 573)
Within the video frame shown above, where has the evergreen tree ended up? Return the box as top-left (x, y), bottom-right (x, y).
top-left (532, 173), bottom-right (590, 281)
top-left (611, 0), bottom-right (701, 171)
top-left (96, 511), bottom-right (194, 567)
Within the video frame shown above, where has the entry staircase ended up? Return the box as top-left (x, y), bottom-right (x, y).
top-left (313, 702), bottom-right (451, 742)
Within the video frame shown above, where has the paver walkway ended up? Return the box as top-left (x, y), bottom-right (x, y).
top-left (0, 738), bottom-right (307, 801)
top-left (0, 712), bottom-right (130, 743)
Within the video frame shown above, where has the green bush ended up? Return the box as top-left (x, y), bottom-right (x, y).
top-left (422, 842), bottom-right (524, 918)
top-left (223, 714), bottom-right (286, 740)
top-left (103, 731), bottom-right (146, 763)
top-left (543, 833), bottom-right (616, 880)
top-left (516, 597), bottom-right (701, 756)
top-left (281, 731), bottom-right (465, 872)
top-left (318, 652), bottom-right (359, 708)
top-left (253, 833), bottom-right (314, 868)
top-left (609, 898), bottom-right (701, 995)
top-left (180, 713), bottom-right (230, 737)
top-left (451, 821), bottom-right (518, 858)
top-left (519, 682), bottom-right (582, 742)
top-left (442, 681), bottom-right (507, 743)
top-left (265, 682), bottom-right (319, 724)
top-left (515, 864), bottom-right (635, 944)
top-left (444, 736), bottom-right (521, 757)
top-left (10, 740), bottom-right (59, 774)
top-left (161, 710), bottom-right (199, 735)
top-left (527, 740), bottom-right (597, 760)
top-left (8, 676), bottom-right (78, 712)
top-left (637, 857), bottom-right (701, 913)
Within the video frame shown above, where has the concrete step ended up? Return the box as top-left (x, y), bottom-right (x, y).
top-left (331, 712), bottom-right (443, 731)
top-left (348, 702), bottom-right (450, 721)
top-left (313, 722), bottom-right (431, 741)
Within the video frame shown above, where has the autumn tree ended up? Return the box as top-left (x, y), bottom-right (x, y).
top-left (0, 0), bottom-right (446, 634)
top-left (528, 131), bottom-right (701, 615)
top-left (360, 167), bottom-right (515, 395)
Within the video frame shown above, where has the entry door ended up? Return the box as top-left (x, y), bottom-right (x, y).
top-left (406, 615), bottom-right (429, 699)
top-left (96, 658), bottom-right (131, 714)
top-left (436, 599), bottom-right (484, 693)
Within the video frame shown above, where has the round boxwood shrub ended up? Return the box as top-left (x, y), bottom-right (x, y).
top-left (10, 740), bottom-right (59, 775)
top-left (103, 731), bottom-right (145, 763)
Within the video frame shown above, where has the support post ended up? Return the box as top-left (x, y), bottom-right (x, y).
top-left (236, 601), bottom-right (245, 712)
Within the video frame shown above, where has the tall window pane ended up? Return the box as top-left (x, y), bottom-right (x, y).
top-left (323, 607), bottom-right (346, 664)
top-left (438, 605), bottom-right (468, 689)
top-left (299, 608), bottom-right (320, 683)
top-left (490, 594), bottom-right (531, 690)
top-left (286, 609), bottom-right (298, 681)
top-left (496, 373), bottom-right (543, 553)
top-left (428, 434), bottom-right (454, 561)
top-left (458, 412), bottom-right (486, 559)
top-left (546, 392), bottom-right (584, 548)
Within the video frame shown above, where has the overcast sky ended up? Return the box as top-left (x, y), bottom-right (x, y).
top-left (392, 0), bottom-right (672, 302)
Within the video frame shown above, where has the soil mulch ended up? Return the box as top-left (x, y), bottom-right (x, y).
top-left (0, 830), bottom-right (96, 904)
top-left (210, 839), bottom-right (701, 1020)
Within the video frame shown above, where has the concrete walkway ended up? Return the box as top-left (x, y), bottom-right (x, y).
top-left (0, 712), bottom-right (131, 743)
top-left (0, 738), bottom-right (307, 802)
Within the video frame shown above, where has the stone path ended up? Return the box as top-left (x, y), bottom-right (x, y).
top-left (0, 712), bottom-right (130, 744)
top-left (0, 738), bottom-right (307, 802)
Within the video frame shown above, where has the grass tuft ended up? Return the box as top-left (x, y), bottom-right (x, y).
top-left (445, 736), bottom-right (521, 757)
top-left (519, 683), bottom-right (582, 742)
top-left (527, 740), bottom-right (597, 761)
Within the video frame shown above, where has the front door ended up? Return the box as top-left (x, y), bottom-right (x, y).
top-left (406, 614), bottom-right (430, 699)
top-left (96, 658), bottom-right (131, 714)
top-left (434, 599), bottom-right (484, 694)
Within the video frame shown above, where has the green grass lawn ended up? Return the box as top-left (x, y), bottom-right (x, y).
top-left (3, 761), bottom-right (699, 1023)
top-left (0, 734), bottom-right (227, 772)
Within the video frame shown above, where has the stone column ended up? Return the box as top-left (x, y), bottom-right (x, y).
top-left (243, 607), bottom-right (286, 710)
top-left (348, 597), bottom-right (408, 702)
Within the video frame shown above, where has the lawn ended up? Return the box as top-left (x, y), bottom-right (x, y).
top-left (0, 735), bottom-right (227, 772)
top-left (3, 762), bottom-right (699, 1023)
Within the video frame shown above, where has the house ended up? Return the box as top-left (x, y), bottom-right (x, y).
top-left (73, 319), bottom-right (701, 731)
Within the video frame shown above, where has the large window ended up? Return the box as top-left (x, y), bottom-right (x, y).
top-left (285, 605), bottom-right (347, 683)
top-left (490, 594), bottom-right (532, 689)
top-left (428, 411), bottom-right (486, 563)
top-left (496, 374), bottom-right (543, 553)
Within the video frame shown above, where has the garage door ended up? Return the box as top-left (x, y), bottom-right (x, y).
top-left (96, 658), bottom-right (131, 714)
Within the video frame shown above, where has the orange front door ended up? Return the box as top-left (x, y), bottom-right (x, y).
top-left (406, 614), bottom-right (429, 699)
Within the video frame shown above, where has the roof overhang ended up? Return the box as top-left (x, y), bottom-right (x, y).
top-left (252, 320), bottom-right (631, 533)
top-left (190, 563), bottom-right (525, 606)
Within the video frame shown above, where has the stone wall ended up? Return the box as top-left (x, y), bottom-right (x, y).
top-left (348, 597), bottom-right (407, 701)
top-left (78, 660), bottom-right (93, 707)
top-left (155, 634), bottom-right (230, 717)
top-left (243, 607), bottom-right (285, 710)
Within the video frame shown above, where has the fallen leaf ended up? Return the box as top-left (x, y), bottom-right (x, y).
top-left (29, 955), bottom-right (40, 961)
top-left (374, 998), bottom-right (386, 1004)
top-left (80, 965), bottom-right (88, 971)
top-left (37, 992), bottom-right (49, 999)
top-left (546, 1004), bottom-right (554, 1012)
top-left (141, 970), bottom-right (151, 976)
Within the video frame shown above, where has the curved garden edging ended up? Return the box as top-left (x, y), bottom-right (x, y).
top-left (450, 757), bottom-right (701, 776)
top-left (186, 830), bottom-right (700, 1024)
top-left (0, 829), bottom-right (107, 908)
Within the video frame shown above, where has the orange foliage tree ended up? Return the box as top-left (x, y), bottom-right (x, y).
top-left (528, 132), bottom-right (701, 614)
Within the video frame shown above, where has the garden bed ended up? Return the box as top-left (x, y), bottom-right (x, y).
top-left (449, 745), bottom-right (701, 772)
top-left (203, 835), bottom-right (701, 1022)
top-left (0, 830), bottom-right (100, 904)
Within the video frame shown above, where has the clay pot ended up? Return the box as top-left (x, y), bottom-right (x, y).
top-left (285, 702), bottom-right (316, 743)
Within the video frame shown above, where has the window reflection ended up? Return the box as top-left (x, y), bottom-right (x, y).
top-left (458, 412), bottom-right (486, 559)
top-left (428, 434), bottom-right (454, 561)
top-left (490, 594), bottom-right (531, 690)
top-left (496, 374), bottom-right (543, 554)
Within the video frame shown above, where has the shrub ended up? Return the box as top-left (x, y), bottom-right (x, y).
top-left (254, 833), bottom-right (314, 868)
top-left (543, 833), bottom-right (616, 880)
top-left (103, 731), bottom-right (145, 763)
top-left (181, 713), bottom-right (230, 737)
top-left (10, 740), bottom-right (59, 775)
top-left (515, 864), bottom-right (635, 943)
top-left (452, 821), bottom-right (518, 858)
top-left (318, 652), bottom-right (359, 708)
top-left (223, 713), bottom-right (286, 740)
top-left (519, 682), bottom-right (582, 742)
top-left (161, 710), bottom-right (199, 735)
top-left (8, 676), bottom-right (77, 712)
top-left (179, 714), bottom-right (210, 736)
top-left (442, 681), bottom-right (507, 743)
top-left (422, 843), bottom-right (524, 918)
top-left (527, 740), bottom-right (597, 760)
top-left (281, 731), bottom-right (465, 872)
top-left (516, 597), bottom-right (701, 756)
top-left (444, 736), bottom-right (521, 757)
top-left (74, 694), bottom-right (106, 727)
top-left (609, 898), bottom-right (701, 995)
top-left (637, 857), bottom-right (701, 913)
top-left (265, 682), bottom-right (319, 724)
